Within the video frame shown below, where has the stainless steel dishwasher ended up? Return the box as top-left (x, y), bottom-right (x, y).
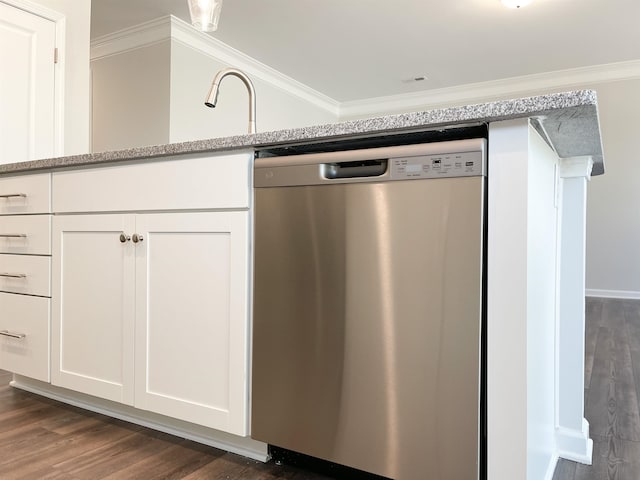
top-left (252, 138), bottom-right (486, 480)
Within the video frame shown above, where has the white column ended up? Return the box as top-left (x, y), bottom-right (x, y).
top-left (555, 156), bottom-right (594, 464)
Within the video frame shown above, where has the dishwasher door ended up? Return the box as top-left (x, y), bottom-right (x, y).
top-left (252, 143), bottom-right (485, 480)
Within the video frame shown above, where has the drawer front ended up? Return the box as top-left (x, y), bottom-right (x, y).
top-left (0, 254), bottom-right (51, 297)
top-left (0, 173), bottom-right (51, 215)
top-left (0, 215), bottom-right (51, 255)
top-left (52, 152), bottom-right (252, 213)
top-left (0, 292), bottom-right (50, 382)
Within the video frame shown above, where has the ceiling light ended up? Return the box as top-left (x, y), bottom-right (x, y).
top-left (501, 0), bottom-right (533, 8)
top-left (188, 0), bottom-right (223, 32)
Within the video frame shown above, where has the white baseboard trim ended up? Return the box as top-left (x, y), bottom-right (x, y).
top-left (544, 454), bottom-right (560, 480)
top-left (585, 289), bottom-right (640, 300)
top-left (556, 421), bottom-right (594, 465)
top-left (10, 375), bottom-right (269, 462)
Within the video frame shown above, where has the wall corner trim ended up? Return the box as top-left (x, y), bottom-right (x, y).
top-left (555, 422), bottom-right (594, 465)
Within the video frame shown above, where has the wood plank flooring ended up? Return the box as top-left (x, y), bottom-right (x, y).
top-left (0, 370), bottom-right (331, 479)
top-left (554, 298), bottom-right (640, 480)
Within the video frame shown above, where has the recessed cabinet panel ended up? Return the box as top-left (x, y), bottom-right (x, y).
top-left (51, 214), bottom-right (135, 405)
top-left (144, 230), bottom-right (231, 409)
top-left (135, 212), bottom-right (249, 435)
top-left (0, 292), bottom-right (50, 382)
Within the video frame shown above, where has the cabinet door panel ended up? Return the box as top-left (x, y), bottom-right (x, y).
top-left (135, 212), bottom-right (249, 435)
top-left (52, 214), bottom-right (135, 404)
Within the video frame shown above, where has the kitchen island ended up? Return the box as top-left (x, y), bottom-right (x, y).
top-left (0, 90), bottom-right (603, 480)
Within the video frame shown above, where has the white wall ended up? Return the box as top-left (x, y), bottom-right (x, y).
top-left (582, 80), bottom-right (640, 295)
top-left (90, 18), bottom-right (339, 151)
top-left (91, 41), bottom-right (171, 152)
top-left (33, 0), bottom-right (91, 155)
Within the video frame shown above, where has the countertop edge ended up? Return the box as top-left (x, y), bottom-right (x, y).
top-left (0, 90), bottom-right (604, 175)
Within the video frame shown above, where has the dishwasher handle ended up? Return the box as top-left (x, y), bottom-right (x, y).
top-left (322, 159), bottom-right (388, 179)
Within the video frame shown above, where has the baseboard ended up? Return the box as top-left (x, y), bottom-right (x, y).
top-left (10, 375), bottom-right (269, 462)
top-left (585, 289), bottom-right (640, 299)
top-left (556, 421), bottom-right (593, 465)
top-left (544, 454), bottom-right (560, 480)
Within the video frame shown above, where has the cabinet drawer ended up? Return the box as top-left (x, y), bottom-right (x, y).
top-left (0, 254), bottom-right (50, 297)
top-left (0, 215), bottom-right (51, 255)
top-left (0, 173), bottom-right (51, 215)
top-left (0, 292), bottom-right (49, 382)
top-left (52, 152), bottom-right (252, 213)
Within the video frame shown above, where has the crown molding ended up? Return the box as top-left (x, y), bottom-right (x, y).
top-left (339, 59), bottom-right (640, 119)
top-left (90, 16), bottom-right (171, 60)
top-left (169, 16), bottom-right (339, 116)
top-left (90, 15), bottom-right (339, 116)
top-left (90, 18), bottom-right (640, 121)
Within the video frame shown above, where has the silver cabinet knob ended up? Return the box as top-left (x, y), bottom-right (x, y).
top-left (119, 233), bottom-right (131, 243)
top-left (132, 233), bottom-right (144, 243)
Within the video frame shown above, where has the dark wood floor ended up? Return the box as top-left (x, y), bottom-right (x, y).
top-left (553, 297), bottom-right (640, 480)
top-left (0, 370), bottom-right (333, 479)
top-left (1, 297), bottom-right (637, 479)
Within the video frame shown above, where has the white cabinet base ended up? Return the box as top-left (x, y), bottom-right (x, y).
top-left (10, 374), bottom-right (268, 462)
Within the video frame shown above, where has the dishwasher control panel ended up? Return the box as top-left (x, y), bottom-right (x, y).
top-left (390, 150), bottom-right (484, 180)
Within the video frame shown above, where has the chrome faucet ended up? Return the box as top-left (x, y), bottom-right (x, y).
top-left (205, 67), bottom-right (256, 134)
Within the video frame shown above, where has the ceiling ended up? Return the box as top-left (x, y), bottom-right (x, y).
top-left (91, 0), bottom-right (640, 103)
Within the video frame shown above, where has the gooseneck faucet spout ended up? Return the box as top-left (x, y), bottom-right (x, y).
top-left (205, 67), bottom-right (256, 134)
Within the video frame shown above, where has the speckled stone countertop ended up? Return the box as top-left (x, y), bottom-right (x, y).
top-left (0, 89), bottom-right (604, 176)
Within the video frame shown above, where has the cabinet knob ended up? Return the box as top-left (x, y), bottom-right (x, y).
top-left (132, 233), bottom-right (144, 243)
top-left (119, 233), bottom-right (131, 243)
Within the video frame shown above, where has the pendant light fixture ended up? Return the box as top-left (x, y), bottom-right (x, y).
top-left (188, 0), bottom-right (224, 32)
top-left (501, 0), bottom-right (533, 7)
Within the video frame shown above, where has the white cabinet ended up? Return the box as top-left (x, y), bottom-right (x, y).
top-left (134, 212), bottom-right (249, 435)
top-left (0, 172), bottom-right (51, 382)
top-left (50, 151), bottom-right (252, 435)
top-left (51, 214), bottom-right (135, 405)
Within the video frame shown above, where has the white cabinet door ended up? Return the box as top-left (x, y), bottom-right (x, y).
top-left (0, 2), bottom-right (55, 163)
top-left (134, 212), bottom-right (249, 435)
top-left (51, 214), bottom-right (136, 405)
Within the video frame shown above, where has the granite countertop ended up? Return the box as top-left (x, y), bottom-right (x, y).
top-left (0, 90), bottom-right (604, 176)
